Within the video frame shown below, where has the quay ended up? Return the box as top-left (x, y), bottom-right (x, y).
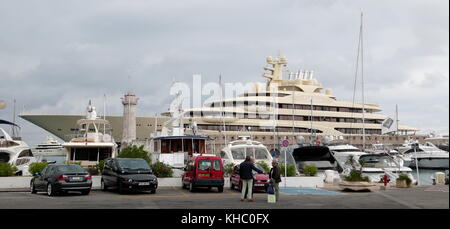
top-left (0, 185), bottom-right (447, 209)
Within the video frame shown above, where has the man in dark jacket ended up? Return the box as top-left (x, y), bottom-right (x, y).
top-left (269, 159), bottom-right (282, 201)
top-left (239, 156), bottom-right (263, 202)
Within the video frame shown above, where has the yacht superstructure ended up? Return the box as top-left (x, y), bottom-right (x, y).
top-left (63, 101), bottom-right (118, 167)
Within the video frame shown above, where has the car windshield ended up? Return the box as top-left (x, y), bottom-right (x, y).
top-left (117, 159), bottom-right (151, 170)
top-left (254, 148), bottom-right (269, 159)
top-left (231, 148), bottom-right (246, 160)
top-left (56, 165), bottom-right (86, 173)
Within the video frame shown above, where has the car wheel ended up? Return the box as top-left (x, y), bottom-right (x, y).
top-left (81, 190), bottom-right (90, 195)
top-left (218, 186), bottom-right (224, 193)
top-left (101, 179), bottom-right (108, 191)
top-left (47, 183), bottom-right (55, 197)
top-left (189, 183), bottom-right (194, 192)
top-left (30, 181), bottom-right (37, 194)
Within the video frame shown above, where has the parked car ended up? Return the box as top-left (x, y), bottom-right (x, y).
top-left (182, 154), bottom-right (224, 192)
top-left (230, 164), bottom-right (270, 192)
top-left (101, 158), bottom-right (158, 194)
top-left (30, 164), bottom-right (92, 196)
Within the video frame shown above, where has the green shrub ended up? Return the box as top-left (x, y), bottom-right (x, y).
top-left (224, 163), bottom-right (235, 176)
top-left (344, 170), bottom-right (370, 182)
top-left (152, 162), bottom-right (173, 178)
top-left (0, 162), bottom-right (17, 176)
top-left (119, 145), bottom-right (151, 164)
top-left (86, 166), bottom-right (99, 176)
top-left (397, 173), bottom-right (412, 186)
top-left (280, 163), bottom-right (296, 177)
top-left (66, 161), bottom-right (81, 165)
top-left (256, 161), bottom-right (270, 173)
top-left (28, 162), bottom-right (48, 175)
top-left (303, 164), bottom-right (318, 176)
top-left (97, 160), bottom-right (105, 173)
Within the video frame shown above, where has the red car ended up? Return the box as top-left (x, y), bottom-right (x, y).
top-left (230, 164), bottom-right (270, 192)
top-left (182, 155), bottom-right (224, 192)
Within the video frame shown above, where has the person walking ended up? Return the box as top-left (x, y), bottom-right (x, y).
top-left (239, 156), bottom-right (263, 202)
top-left (269, 159), bottom-right (282, 201)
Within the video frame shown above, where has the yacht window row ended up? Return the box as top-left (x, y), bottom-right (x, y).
top-left (208, 101), bottom-right (374, 113)
top-left (186, 111), bottom-right (383, 124)
top-left (195, 124), bottom-right (323, 134)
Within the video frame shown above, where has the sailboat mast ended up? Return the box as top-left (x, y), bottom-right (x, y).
top-left (310, 97), bottom-right (313, 141)
top-left (12, 98), bottom-right (16, 137)
top-left (395, 104), bottom-right (399, 136)
top-left (360, 12), bottom-right (366, 150)
top-left (219, 74), bottom-right (227, 146)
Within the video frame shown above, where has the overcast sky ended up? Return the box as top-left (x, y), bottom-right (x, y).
top-left (0, 0), bottom-right (448, 146)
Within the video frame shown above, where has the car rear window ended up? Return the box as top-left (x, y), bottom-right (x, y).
top-left (117, 159), bottom-right (151, 170)
top-left (213, 159), bottom-right (221, 171)
top-left (198, 159), bottom-right (211, 171)
top-left (56, 165), bottom-right (86, 173)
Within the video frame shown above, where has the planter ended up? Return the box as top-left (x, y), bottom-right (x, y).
top-left (338, 181), bottom-right (376, 192)
top-left (396, 179), bottom-right (411, 188)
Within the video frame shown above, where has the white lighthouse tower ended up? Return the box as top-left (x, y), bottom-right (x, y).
top-left (121, 92), bottom-right (139, 147)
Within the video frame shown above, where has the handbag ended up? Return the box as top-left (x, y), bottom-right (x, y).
top-left (267, 184), bottom-right (275, 194)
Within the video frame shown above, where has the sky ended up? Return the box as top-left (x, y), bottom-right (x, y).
top-left (0, 0), bottom-right (448, 146)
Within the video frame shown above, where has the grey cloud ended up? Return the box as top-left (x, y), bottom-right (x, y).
top-left (0, 0), bottom-right (448, 145)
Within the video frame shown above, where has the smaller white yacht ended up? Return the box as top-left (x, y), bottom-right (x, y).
top-left (397, 140), bottom-right (449, 169)
top-left (220, 136), bottom-right (273, 166)
top-left (358, 153), bottom-right (416, 184)
top-left (365, 143), bottom-right (399, 155)
top-left (0, 120), bottom-right (34, 176)
top-left (327, 143), bottom-right (367, 166)
top-left (63, 101), bottom-right (118, 167)
top-left (33, 136), bottom-right (68, 163)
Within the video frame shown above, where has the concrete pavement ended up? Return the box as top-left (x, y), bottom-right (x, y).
top-left (0, 185), bottom-right (448, 209)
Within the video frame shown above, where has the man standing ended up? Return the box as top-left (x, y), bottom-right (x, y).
top-left (239, 156), bottom-right (263, 202)
top-left (269, 159), bottom-right (282, 201)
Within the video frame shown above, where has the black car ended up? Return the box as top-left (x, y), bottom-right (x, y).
top-left (101, 158), bottom-right (158, 194)
top-left (30, 164), bottom-right (92, 196)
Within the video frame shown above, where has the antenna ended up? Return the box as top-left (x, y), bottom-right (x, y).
top-left (219, 74), bottom-right (227, 146)
top-left (12, 98), bottom-right (16, 137)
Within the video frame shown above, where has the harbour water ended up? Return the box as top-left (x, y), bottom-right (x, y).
top-left (411, 169), bottom-right (447, 185)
